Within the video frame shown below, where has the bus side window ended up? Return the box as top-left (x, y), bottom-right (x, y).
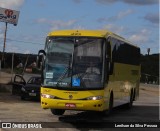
top-left (107, 38), bottom-right (114, 75)
top-left (104, 38), bottom-right (112, 83)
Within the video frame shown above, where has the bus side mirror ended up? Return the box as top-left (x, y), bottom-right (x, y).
top-left (37, 50), bottom-right (46, 69)
top-left (38, 50), bottom-right (46, 56)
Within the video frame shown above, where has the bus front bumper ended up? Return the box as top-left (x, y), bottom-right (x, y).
top-left (41, 98), bottom-right (108, 111)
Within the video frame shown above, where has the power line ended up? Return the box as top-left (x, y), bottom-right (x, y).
top-left (7, 38), bottom-right (44, 45)
top-left (0, 38), bottom-right (44, 45)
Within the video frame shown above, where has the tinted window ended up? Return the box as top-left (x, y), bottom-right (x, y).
top-left (28, 77), bottom-right (41, 85)
top-left (111, 38), bottom-right (140, 65)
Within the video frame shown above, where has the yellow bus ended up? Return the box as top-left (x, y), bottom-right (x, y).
top-left (38, 30), bottom-right (140, 115)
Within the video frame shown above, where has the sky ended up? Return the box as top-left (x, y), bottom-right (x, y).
top-left (0, 0), bottom-right (159, 55)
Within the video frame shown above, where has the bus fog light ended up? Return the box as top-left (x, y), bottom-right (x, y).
top-left (87, 96), bottom-right (103, 100)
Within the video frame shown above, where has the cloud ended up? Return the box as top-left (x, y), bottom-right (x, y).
top-left (0, 25), bottom-right (5, 44)
top-left (95, 0), bottom-right (158, 5)
top-left (128, 28), bottom-right (158, 54)
top-left (117, 9), bottom-right (134, 19)
top-left (123, 0), bottom-right (158, 5)
top-left (36, 18), bottom-right (77, 30)
top-left (0, 34), bottom-right (3, 39)
top-left (24, 50), bottom-right (31, 54)
top-left (97, 9), bottom-right (134, 23)
top-left (128, 29), bottom-right (151, 44)
top-left (50, 20), bottom-right (77, 30)
top-left (5, 42), bottom-right (19, 53)
top-left (102, 24), bottom-right (125, 34)
top-left (144, 13), bottom-right (159, 25)
top-left (36, 18), bottom-right (48, 24)
top-left (0, 0), bottom-right (24, 10)
top-left (72, 25), bottom-right (85, 30)
top-left (103, 26), bottom-right (154, 52)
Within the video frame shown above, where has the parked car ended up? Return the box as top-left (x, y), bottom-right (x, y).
top-left (12, 75), bottom-right (26, 95)
top-left (12, 75), bottom-right (41, 100)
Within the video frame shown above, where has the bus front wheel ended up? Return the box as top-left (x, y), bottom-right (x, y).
top-left (50, 109), bottom-right (65, 115)
top-left (103, 93), bottom-right (113, 116)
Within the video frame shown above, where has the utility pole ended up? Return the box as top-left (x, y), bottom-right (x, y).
top-left (147, 48), bottom-right (150, 56)
top-left (2, 22), bottom-right (8, 66)
top-left (22, 54), bottom-right (30, 76)
top-left (11, 53), bottom-right (14, 83)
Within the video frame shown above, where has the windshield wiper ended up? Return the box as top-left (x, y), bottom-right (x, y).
top-left (56, 58), bottom-right (72, 87)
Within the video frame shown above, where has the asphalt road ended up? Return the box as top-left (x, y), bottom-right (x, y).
top-left (0, 84), bottom-right (159, 130)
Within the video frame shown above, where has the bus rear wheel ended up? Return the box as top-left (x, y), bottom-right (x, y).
top-left (50, 109), bottom-right (65, 115)
top-left (125, 91), bottom-right (133, 109)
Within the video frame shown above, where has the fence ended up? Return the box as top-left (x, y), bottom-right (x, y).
top-left (141, 73), bottom-right (159, 85)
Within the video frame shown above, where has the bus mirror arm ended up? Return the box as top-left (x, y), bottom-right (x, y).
top-left (36, 50), bottom-right (46, 69)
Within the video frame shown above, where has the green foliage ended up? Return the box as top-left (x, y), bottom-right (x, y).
top-left (14, 68), bottom-right (23, 74)
top-left (32, 67), bottom-right (41, 74)
top-left (141, 54), bottom-right (159, 76)
top-left (140, 54), bottom-right (159, 84)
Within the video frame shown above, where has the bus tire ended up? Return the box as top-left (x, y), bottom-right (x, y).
top-left (103, 92), bottom-right (113, 116)
top-left (126, 90), bottom-right (133, 109)
top-left (133, 89), bottom-right (136, 101)
top-left (50, 109), bottom-right (65, 115)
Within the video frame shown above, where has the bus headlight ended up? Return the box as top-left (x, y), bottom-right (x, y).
top-left (87, 96), bottom-right (103, 100)
top-left (41, 94), bottom-right (55, 99)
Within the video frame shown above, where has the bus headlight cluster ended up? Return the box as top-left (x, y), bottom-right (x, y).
top-left (41, 94), bottom-right (55, 99)
top-left (87, 96), bottom-right (103, 100)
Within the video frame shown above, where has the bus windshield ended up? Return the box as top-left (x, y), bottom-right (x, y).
top-left (43, 37), bottom-right (105, 89)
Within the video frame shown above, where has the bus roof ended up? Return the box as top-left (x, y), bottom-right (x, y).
top-left (48, 30), bottom-right (111, 37)
top-left (48, 30), bottom-right (128, 41)
top-left (48, 30), bottom-right (139, 48)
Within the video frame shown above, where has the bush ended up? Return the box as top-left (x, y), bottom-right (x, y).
top-left (14, 68), bottom-right (23, 74)
top-left (32, 68), bottom-right (41, 74)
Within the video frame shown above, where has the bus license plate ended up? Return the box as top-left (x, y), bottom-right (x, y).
top-left (29, 93), bottom-right (36, 96)
top-left (65, 103), bottom-right (76, 108)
